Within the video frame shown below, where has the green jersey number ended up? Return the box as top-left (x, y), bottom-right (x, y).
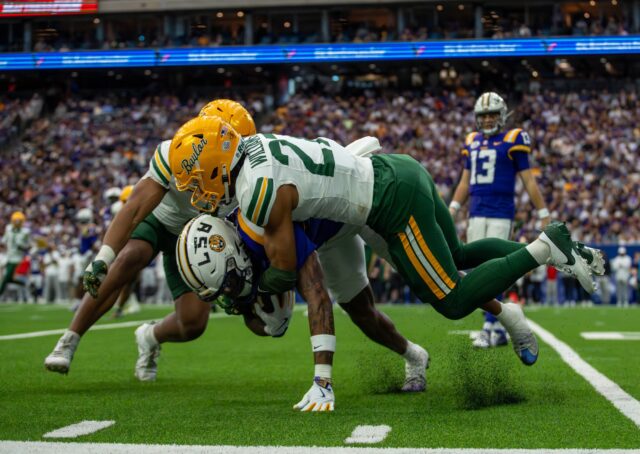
top-left (264, 134), bottom-right (335, 177)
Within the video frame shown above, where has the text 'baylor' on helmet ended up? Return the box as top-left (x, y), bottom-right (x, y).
top-left (169, 115), bottom-right (244, 213)
top-left (199, 99), bottom-right (256, 137)
top-left (176, 214), bottom-right (253, 313)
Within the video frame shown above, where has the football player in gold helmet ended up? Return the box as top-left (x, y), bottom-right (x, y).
top-left (44, 100), bottom-right (259, 379)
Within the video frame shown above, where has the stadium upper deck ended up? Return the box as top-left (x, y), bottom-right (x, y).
top-left (0, 1), bottom-right (635, 53)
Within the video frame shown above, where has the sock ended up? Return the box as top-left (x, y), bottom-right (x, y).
top-left (146, 324), bottom-right (159, 347)
top-left (496, 302), bottom-right (528, 335)
top-left (402, 341), bottom-right (424, 362)
top-left (526, 239), bottom-right (551, 265)
top-left (64, 329), bottom-right (80, 345)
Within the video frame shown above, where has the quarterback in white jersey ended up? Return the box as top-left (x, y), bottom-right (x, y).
top-left (44, 100), bottom-right (257, 380)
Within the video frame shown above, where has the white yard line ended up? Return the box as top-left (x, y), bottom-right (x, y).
top-left (0, 305), bottom-right (307, 341)
top-left (344, 425), bottom-right (391, 444)
top-left (528, 319), bottom-right (640, 428)
top-left (43, 421), bottom-right (115, 439)
top-left (581, 332), bottom-right (640, 341)
top-left (0, 442), bottom-right (638, 454)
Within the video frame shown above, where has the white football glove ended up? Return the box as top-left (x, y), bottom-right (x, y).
top-left (293, 378), bottom-right (335, 412)
top-left (254, 290), bottom-right (294, 337)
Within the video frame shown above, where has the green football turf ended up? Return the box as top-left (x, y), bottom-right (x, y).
top-left (0, 303), bottom-right (638, 448)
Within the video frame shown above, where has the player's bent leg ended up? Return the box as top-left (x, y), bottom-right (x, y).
top-left (154, 292), bottom-right (209, 343)
top-left (45, 239), bottom-right (154, 375)
top-left (339, 286), bottom-right (429, 392)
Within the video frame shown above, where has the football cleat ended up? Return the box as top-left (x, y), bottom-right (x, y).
top-left (538, 222), bottom-right (595, 294)
top-left (293, 377), bottom-right (335, 412)
top-left (490, 327), bottom-right (509, 347)
top-left (499, 303), bottom-right (538, 366)
top-left (44, 331), bottom-right (80, 374)
top-left (401, 345), bottom-right (429, 392)
top-left (134, 323), bottom-right (161, 382)
top-left (574, 242), bottom-right (605, 276)
top-left (472, 329), bottom-right (491, 349)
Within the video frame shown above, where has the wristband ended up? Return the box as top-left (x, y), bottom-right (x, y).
top-left (258, 267), bottom-right (297, 294)
top-left (314, 365), bottom-right (332, 380)
top-left (537, 208), bottom-right (550, 218)
top-left (310, 334), bottom-right (336, 352)
top-left (449, 201), bottom-right (461, 212)
top-left (95, 245), bottom-right (116, 267)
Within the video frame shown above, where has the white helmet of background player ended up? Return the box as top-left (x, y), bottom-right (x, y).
top-left (104, 187), bottom-right (121, 204)
top-left (176, 214), bottom-right (253, 312)
top-left (474, 92), bottom-right (508, 136)
top-left (76, 208), bottom-right (93, 224)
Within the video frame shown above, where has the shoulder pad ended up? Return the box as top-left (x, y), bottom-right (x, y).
top-left (465, 132), bottom-right (479, 146)
top-left (504, 128), bottom-right (523, 143)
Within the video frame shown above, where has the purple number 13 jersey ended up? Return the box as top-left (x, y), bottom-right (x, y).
top-left (462, 128), bottom-right (532, 220)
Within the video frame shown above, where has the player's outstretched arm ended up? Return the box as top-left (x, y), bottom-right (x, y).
top-left (449, 169), bottom-right (470, 216)
top-left (519, 169), bottom-right (550, 228)
top-left (83, 178), bottom-right (166, 297)
top-left (293, 251), bottom-right (335, 412)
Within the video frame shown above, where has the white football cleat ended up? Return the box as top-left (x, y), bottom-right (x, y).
top-left (134, 323), bottom-right (160, 382)
top-left (45, 330), bottom-right (80, 374)
top-left (401, 345), bottom-right (429, 392)
top-left (575, 242), bottom-right (605, 276)
top-left (539, 222), bottom-right (594, 293)
top-left (293, 377), bottom-right (334, 412)
top-left (472, 329), bottom-right (491, 348)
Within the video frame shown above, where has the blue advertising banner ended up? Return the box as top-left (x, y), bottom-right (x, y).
top-left (1, 36), bottom-right (639, 71)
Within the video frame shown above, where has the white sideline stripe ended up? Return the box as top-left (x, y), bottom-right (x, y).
top-left (43, 420), bottom-right (115, 438)
top-left (528, 319), bottom-right (640, 428)
top-left (0, 442), bottom-right (638, 454)
top-left (581, 332), bottom-right (640, 341)
top-left (344, 425), bottom-right (391, 444)
top-left (0, 305), bottom-right (308, 341)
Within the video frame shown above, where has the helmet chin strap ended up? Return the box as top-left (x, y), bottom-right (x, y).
top-left (221, 164), bottom-right (231, 204)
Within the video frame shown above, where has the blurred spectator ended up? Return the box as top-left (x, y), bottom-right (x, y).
top-left (546, 265), bottom-right (559, 306)
top-left (611, 246), bottom-right (632, 307)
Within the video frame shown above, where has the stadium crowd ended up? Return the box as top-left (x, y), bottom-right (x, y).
top-left (17, 7), bottom-right (632, 52)
top-left (0, 87), bottom-right (639, 306)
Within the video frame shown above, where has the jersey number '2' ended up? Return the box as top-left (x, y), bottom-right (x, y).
top-left (266, 136), bottom-right (335, 177)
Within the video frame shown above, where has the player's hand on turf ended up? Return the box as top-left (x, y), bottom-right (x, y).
top-left (293, 377), bottom-right (334, 412)
top-left (82, 260), bottom-right (108, 298)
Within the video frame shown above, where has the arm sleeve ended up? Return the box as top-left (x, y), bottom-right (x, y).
top-left (507, 130), bottom-right (532, 171)
top-left (242, 177), bottom-right (276, 227)
top-left (146, 144), bottom-right (172, 189)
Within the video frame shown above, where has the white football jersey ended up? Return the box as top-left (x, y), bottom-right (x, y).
top-left (2, 226), bottom-right (30, 263)
top-left (144, 140), bottom-right (236, 236)
top-left (236, 133), bottom-right (374, 227)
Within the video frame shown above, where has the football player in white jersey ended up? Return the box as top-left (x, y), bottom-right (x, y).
top-left (44, 100), bottom-right (257, 378)
top-left (0, 211), bottom-right (31, 298)
top-left (168, 116), bottom-right (603, 381)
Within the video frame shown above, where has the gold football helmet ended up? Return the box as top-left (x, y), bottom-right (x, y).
top-left (10, 211), bottom-right (25, 226)
top-left (169, 116), bottom-right (243, 213)
top-left (199, 99), bottom-right (256, 136)
top-left (120, 185), bottom-right (134, 203)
